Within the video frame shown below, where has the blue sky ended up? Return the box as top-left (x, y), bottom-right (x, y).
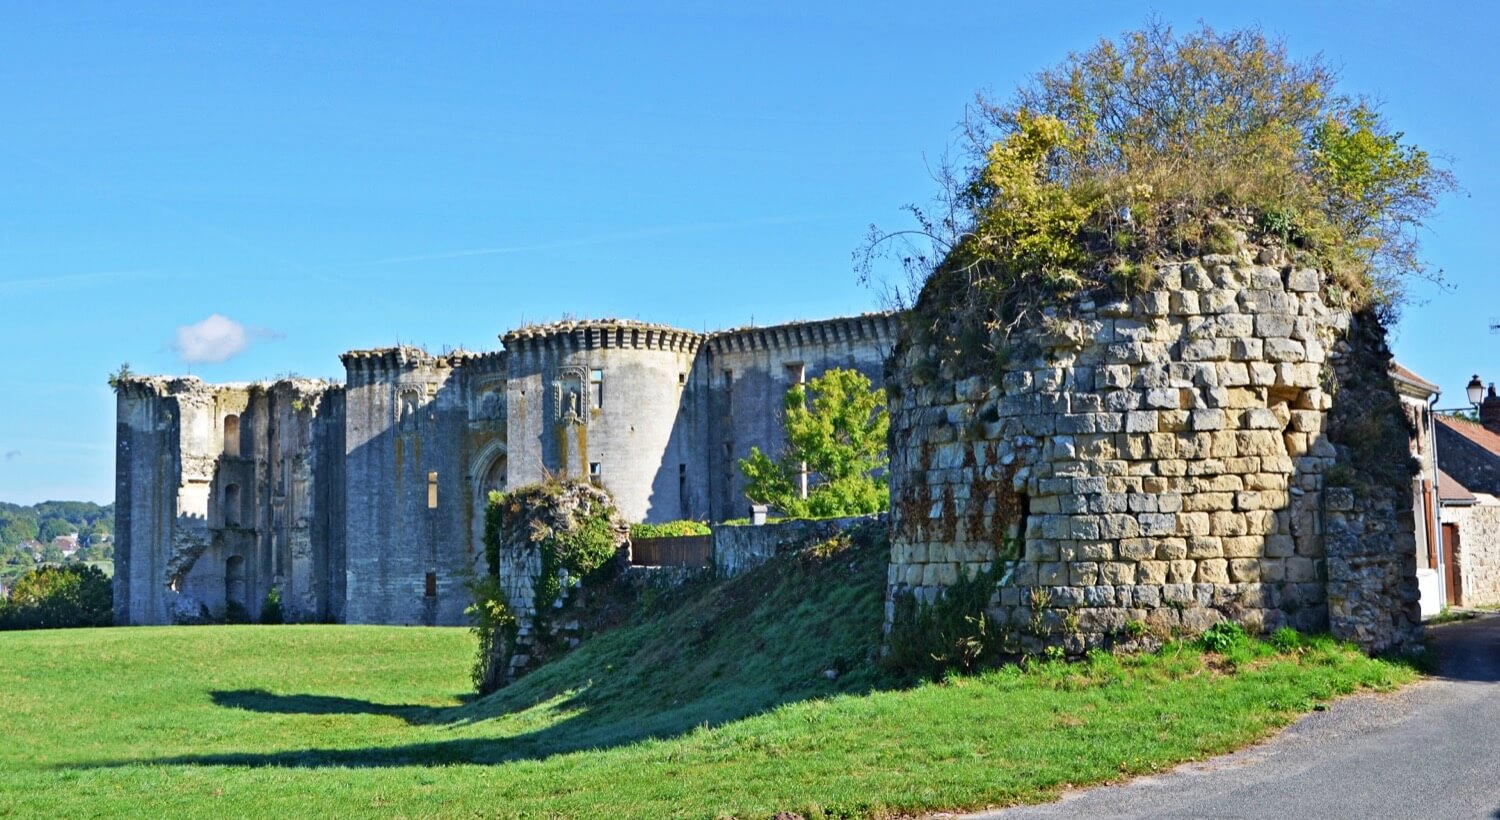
top-left (2, 1), bottom-right (1495, 505)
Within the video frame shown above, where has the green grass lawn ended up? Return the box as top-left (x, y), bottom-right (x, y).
top-left (0, 539), bottom-right (1417, 818)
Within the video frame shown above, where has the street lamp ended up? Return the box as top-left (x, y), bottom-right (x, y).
top-left (1467, 374), bottom-right (1485, 408)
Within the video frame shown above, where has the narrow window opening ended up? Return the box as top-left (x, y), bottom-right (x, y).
top-left (427, 471), bottom-right (439, 509)
top-left (588, 461), bottom-right (603, 486)
top-left (785, 362), bottom-right (805, 386)
top-left (223, 415), bottom-right (241, 457)
top-left (678, 372), bottom-right (687, 386)
top-left (424, 572), bottom-right (437, 598)
top-left (679, 464), bottom-right (688, 518)
top-left (589, 369), bottom-right (604, 409)
top-left (226, 556), bottom-right (246, 608)
top-left (723, 369), bottom-right (734, 414)
top-left (224, 483), bottom-right (241, 528)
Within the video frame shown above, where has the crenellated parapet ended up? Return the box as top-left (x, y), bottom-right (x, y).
top-left (455, 349), bottom-right (508, 375)
top-left (339, 346), bottom-right (471, 386)
top-left (706, 312), bottom-right (899, 355)
top-left (502, 320), bottom-right (703, 356)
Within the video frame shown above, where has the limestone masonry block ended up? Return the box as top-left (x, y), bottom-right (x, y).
top-left (1196, 559), bottom-right (1230, 584)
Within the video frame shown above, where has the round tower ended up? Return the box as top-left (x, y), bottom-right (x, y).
top-left (501, 320), bottom-right (705, 523)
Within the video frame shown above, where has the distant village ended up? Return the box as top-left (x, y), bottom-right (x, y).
top-left (0, 501), bottom-right (114, 596)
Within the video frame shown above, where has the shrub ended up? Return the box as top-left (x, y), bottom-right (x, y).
top-left (0, 563), bottom-right (112, 630)
top-left (883, 563), bottom-right (1006, 680)
top-left (629, 520), bottom-right (712, 539)
top-left (465, 573), bottom-right (517, 694)
top-left (1200, 620), bottom-right (1249, 653)
top-left (863, 21), bottom-right (1455, 337)
top-left (259, 587), bottom-right (284, 625)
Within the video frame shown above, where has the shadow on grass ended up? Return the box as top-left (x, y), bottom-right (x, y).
top-left (70, 523), bottom-right (902, 770)
top-left (98, 664), bottom-right (893, 769)
top-left (210, 690), bottom-right (448, 725)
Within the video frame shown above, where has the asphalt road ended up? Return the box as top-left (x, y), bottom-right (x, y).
top-left (958, 615), bottom-right (1500, 820)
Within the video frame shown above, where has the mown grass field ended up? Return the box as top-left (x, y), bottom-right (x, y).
top-left (0, 538), bottom-right (1417, 818)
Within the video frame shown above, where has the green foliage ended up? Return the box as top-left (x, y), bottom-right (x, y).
top-left (258, 588), bottom-right (283, 625)
top-left (738, 368), bottom-right (890, 519)
top-left (483, 489), bottom-right (505, 576)
top-left (0, 563), bottom-right (112, 630)
top-left (883, 563), bottom-right (1007, 680)
top-left (106, 362), bottom-right (133, 391)
top-left (1200, 620), bottom-right (1249, 653)
top-left (629, 520), bottom-right (712, 539)
top-left (465, 572), bottom-right (517, 694)
top-left (1270, 627), bottom-right (1306, 653)
top-left (869, 21), bottom-right (1454, 337)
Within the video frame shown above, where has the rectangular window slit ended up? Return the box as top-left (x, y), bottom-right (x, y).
top-left (425, 572), bottom-right (437, 598)
top-left (589, 461), bottom-right (602, 486)
top-left (427, 471), bottom-right (438, 508)
top-left (590, 369), bottom-right (604, 409)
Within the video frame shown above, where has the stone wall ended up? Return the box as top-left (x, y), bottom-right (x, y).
top-left (1442, 495), bottom-right (1500, 607)
top-left (341, 348), bottom-right (475, 626)
top-left (113, 376), bottom-right (342, 625)
top-left (886, 250), bottom-right (1422, 654)
top-left (712, 515), bottom-right (882, 577)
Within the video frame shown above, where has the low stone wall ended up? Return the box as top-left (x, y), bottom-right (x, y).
top-left (886, 249), bottom-right (1422, 654)
top-left (713, 515), bottom-right (882, 577)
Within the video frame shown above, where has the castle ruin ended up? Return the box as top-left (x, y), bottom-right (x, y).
top-left (114, 314), bottom-right (899, 626)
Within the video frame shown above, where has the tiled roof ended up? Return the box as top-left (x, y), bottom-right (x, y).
top-left (1439, 468), bottom-right (1477, 504)
top-left (1435, 414), bottom-right (1500, 458)
top-left (1390, 361), bottom-right (1440, 395)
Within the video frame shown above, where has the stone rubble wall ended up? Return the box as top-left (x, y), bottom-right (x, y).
top-left (712, 515), bottom-right (883, 578)
top-left (887, 250), bottom-right (1422, 653)
top-left (1442, 495), bottom-right (1500, 607)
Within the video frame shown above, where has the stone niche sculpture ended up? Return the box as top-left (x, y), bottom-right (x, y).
top-left (885, 248), bottom-right (1422, 655)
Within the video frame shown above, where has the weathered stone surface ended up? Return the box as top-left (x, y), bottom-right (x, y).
top-left (886, 249), bottom-right (1422, 656)
top-left (117, 314), bottom-right (903, 629)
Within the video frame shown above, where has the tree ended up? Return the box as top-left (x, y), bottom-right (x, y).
top-left (738, 368), bottom-right (889, 518)
top-left (860, 21), bottom-right (1454, 327)
top-left (0, 512), bottom-right (38, 549)
top-left (37, 518), bottom-right (75, 544)
top-left (0, 563), bottom-right (112, 630)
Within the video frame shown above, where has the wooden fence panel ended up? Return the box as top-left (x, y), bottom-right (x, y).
top-left (631, 535), bottom-right (713, 568)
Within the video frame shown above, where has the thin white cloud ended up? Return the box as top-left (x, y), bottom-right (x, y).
top-left (172, 314), bottom-right (282, 364)
top-left (0, 270), bottom-right (159, 294)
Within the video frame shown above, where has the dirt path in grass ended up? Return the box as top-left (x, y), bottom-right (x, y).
top-left (958, 615), bottom-right (1500, 820)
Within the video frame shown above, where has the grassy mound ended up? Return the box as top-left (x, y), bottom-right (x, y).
top-left (0, 524), bottom-right (1416, 818)
top-left (460, 522), bottom-right (890, 754)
